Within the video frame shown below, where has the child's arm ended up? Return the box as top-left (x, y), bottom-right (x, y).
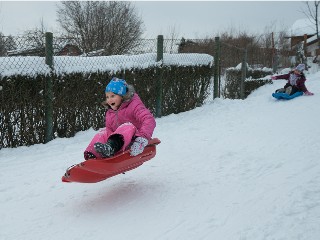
top-left (297, 76), bottom-right (314, 95)
top-left (135, 109), bottom-right (156, 139)
top-left (132, 102), bottom-right (156, 139)
top-left (271, 73), bottom-right (290, 80)
top-left (130, 102), bottom-right (156, 156)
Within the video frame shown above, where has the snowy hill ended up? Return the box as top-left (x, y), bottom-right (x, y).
top-left (1, 70), bottom-right (320, 240)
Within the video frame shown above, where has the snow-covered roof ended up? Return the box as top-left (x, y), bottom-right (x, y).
top-left (307, 34), bottom-right (318, 44)
top-left (288, 18), bottom-right (316, 36)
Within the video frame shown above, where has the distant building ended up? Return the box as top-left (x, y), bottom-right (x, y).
top-left (287, 18), bottom-right (318, 57)
top-left (7, 43), bottom-right (82, 57)
top-left (56, 44), bottom-right (82, 56)
top-left (7, 47), bottom-right (45, 57)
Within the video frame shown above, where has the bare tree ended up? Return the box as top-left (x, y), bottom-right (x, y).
top-left (56, 1), bottom-right (144, 55)
top-left (258, 22), bottom-right (291, 69)
top-left (165, 25), bottom-right (180, 53)
top-left (303, 1), bottom-right (320, 50)
top-left (14, 18), bottom-right (48, 56)
top-left (0, 34), bottom-right (17, 56)
top-left (0, 32), bottom-right (7, 56)
top-left (23, 18), bottom-right (47, 47)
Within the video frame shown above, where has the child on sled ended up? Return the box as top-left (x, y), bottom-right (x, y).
top-left (84, 77), bottom-right (156, 159)
top-left (271, 63), bottom-right (314, 96)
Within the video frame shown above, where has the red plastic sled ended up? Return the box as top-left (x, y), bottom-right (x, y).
top-left (62, 138), bottom-right (161, 183)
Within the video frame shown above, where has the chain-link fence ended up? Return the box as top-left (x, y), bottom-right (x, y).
top-left (0, 35), bottom-right (214, 77)
top-left (0, 36), bottom-right (159, 76)
top-left (0, 32), bottom-right (301, 149)
top-left (0, 34), bottom-right (214, 149)
top-left (216, 37), bottom-right (290, 99)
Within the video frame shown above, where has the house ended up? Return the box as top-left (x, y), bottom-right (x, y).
top-left (287, 18), bottom-right (318, 57)
top-left (7, 43), bottom-right (82, 57)
top-left (178, 38), bottom-right (213, 54)
top-left (7, 47), bottom-right (45, 56)
top-left (56, 44), bottom-right (82, 56)
top-left (81, 49), bottom-right (105, 57)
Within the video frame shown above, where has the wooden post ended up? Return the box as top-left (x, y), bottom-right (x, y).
top-left (272, 32), bottom-right (277, 73)
top-left (303, 34), bottom-right (308, 66)
top-left (303, 34), bottom-right (307, 57)
top-left (240, 48), bottom-right (247, 100)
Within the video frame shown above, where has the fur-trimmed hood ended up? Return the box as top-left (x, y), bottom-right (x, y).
top-left (102, 84), bottom-right (136, 109)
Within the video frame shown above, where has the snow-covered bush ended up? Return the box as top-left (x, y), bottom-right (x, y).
top-left (223, 64), bottom-right (273, 99)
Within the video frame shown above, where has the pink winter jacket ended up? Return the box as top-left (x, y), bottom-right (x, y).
top-left (105, 93), bottom-right (156, 140)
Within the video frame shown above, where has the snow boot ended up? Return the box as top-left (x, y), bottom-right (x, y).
top-left (84, 151), bottom-right (96, 160)
top-left (94, 134), bottom-right (124, 158)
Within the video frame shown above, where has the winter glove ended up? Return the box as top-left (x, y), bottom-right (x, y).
top-left (130, 137), bottom-right (148, 156)
top-left (271, 76), bottom-right (277, 80)
top-left (305, 90), bottom-right (314, 96)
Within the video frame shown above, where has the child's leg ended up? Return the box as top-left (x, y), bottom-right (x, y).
top-left (84, 129), bottom-right (109, 159)
top-left (285, 86), bottom-right (293, 95)
top-left (111, 122), bottom-right (137, 151)
top-left (94, 122), bottom-right (137, 158)
top-left (94, 134), bottom-right (124, 158)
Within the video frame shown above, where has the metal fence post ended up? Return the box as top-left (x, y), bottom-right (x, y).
top-left (214, 37), bottom-right (220, 99)
top-left (218, 40), bottom-right (221, 98)
top-left (240, 48), bottom-right (247, 100)
top-left (45, 32), bottom-right (54, 143)
top-left (156, 35), bottom-right (163, 118)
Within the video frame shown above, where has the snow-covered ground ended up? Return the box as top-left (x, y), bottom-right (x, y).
top-left (1, 69), bottom-right (320, 240)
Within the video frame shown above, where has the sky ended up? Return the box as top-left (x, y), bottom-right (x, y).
top-left (1, 56), bottom-right (320, 239)
top-left (0, 1), bottom-right (310, 39)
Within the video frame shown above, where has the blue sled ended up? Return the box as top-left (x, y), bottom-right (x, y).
top-left (272, 91), bottom-right (303, 100)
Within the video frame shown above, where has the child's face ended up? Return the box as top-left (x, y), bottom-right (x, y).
top-left (105, 92), bottom-right (123, 110)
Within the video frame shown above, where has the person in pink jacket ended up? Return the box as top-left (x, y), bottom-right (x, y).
top-left (84, 77), bottom-right (156, 159)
